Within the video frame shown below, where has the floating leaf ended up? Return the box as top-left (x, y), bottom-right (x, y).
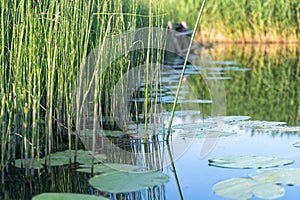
top-left (205, 77), bottom-right (232, 80)
top-left (209, 116), bottom-right (251, 123)
top-left (234, 120), bottom-right (286, 128)
top-left (130, 97), bottom-right (163, 103)
top-left (79, 129), bottom-right (127, 138)
top-left (293, 142), bottom-right (300, 148)
top-left (102, 130), bottom-right (127, 138)
top-left (163, 85), bottom-right (188, 90)
top-left (257, 126), bottom-right (300, 133)
top-left (176, 99), bottom-right (213, 104)
top-left (48, 150), bottom-right (77, 166)
top-left (161, 96), bottom-right (184, 104)
top-left (126, 123), bottom-right (165, 137)
top-left (32, 193), bottom-right (108, 200)
top-left (164, 90), bottom-right (189, 95)
top-left (158, 110), bottom-right (201, 118)
top-left (127, 123), bottom-right (165, 132)
top-left (14, 158), bottom-right (44, 169)
top-left (172, 122), bottom-right (215, 130)
top-left (179, 130), bottom-right (237, 138)
top-left (209, 156), bottom-right (294, 169)
top-left (77, 163), bottom-right (141, 174)
top-left (89, 171), bottom-right (169, 193)
top-left (14, 150), bottom-right (106, 168)
top-left (206, 60), bottom-right (237, 65)
top-left (75, 150), bottom-right (106, 165)
top-left (212, 178), bottom-right (284, 200)
top-left (249, 168), bottom-right (300, 186)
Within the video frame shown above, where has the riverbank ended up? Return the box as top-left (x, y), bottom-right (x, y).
top-left (165, 0), bottom-right (299, 43)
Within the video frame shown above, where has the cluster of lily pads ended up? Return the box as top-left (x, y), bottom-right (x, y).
top-left (14, 149), bottom-right (107, 169)
top-left (171, 115), bottom-right (300, 199)
top-left (172, 115), bottom-right (300, 140)
top-left (22, 115), bottom-right (300, 199)
top-left (210, 154), bottom-right (300, 199)
top-left (14, 149), bottom-right (169, 199)
top-left (32, 162), bottom-right (169, 199)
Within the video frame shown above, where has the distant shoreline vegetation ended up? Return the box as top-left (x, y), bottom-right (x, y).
top-left (165, 0), bottom-right (299, 44)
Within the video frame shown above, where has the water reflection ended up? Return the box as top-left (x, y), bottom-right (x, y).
top-left (2, 44), bottom-right (299, 199)
top-left (214, 44), bottom-right (299, 126)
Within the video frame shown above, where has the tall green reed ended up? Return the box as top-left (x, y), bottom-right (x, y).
top-left (0, 0), bottom-right (166, 181)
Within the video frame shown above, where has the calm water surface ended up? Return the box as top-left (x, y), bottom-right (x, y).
top-left (2, 44), bottom-right (300, 200)
top-left (164, 44), bottom-right (300, 200)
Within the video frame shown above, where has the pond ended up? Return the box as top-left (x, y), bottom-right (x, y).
top-left (2, 44), bottom-right (300, 200)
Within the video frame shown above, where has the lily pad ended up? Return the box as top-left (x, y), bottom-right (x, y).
top-left (249, 168), bottom-right (300, 186)
top-left (210, 116), bottom-right (251, 123)
top-left (89, 171), bottom-right (169, 193)
top-left (257, 126), bottom-right (300, 133)
top-left (209, 156), bottom-right (294, 169)
top-left (77, 163), bottom-right (141, 174)
top-left (212, 178), bottom-right (284, 200)
top-left (205, 77), bottom-right (232, 80)
top-left (234, 120), bottom-right (286, 128)
top-left (32, 193), bottom-right (108, 200)
top-left (163, 85), bottom-right (188, 90)
top-left (177, 99), bottom-right (213, 104)
top-left (130, 97), bottom-right (163, 103)
top-left (293, 142), bottom-right (300, 148)
top-left (179, 130), bottom-right (237, 138)
top-left (158, 110), bottom-right (201, 118)
top-left (126, 123), bottom-right (165, 137)
top-left (14, 150), bottom-right (106, 168)
top-left (75, 150), bottom-right (107, 165)
top-left (161, 96), bottom-right (184, 104)
top-left (49, 150), bottom-right (105, 166)
top-left (172, 122), bottom-right (215, 130)
top-left (14, 158), bottom-right (44, 169)
top-left (79, 129), bottom-right (126, 138)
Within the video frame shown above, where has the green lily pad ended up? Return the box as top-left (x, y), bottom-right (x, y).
top-left (234, 120), bottom-right (286, 128)
top-left (212, 178), bottom-right (284, 200)
top-left (75, 150), bottom-right (107, 165)
top-left (176, 99), bottom-right (213, 104)
top-left (89, 171), bottom-right (169, 193)
top-left (77, 163), bottom-right (141, 174)
top-left (205, 76), bottom-right (232, 80)
top-left (127, 123), bottom-right (165, 131)
top-left (14, 158), bottom-right (44, 169)
top-left (257, 126), bottom-right (300, 133)
top-left (162, 110), bottom-right (201, 117)
top-left (210, 116), bottom-right (251, 123)
top-left (293, 142), bottom-right (300, 148)
top-left (49, 150), bottom-right (105, 166)
top-left (209, 156), bottom-right (294, 169)
top-left (14, 150), bottom-right (106, 168)
top-left (161, 96), bottom-right (184, 104)
top-left (79, 129), bottom-right (127, 138)
top-left (179, 130), bottom-right (237, 138)
top-left (32, 193), bottom-right (108, 200)
top-left (249, 168), bottom-right (300, 186)
top-left (126, 123), bottom-right (165, 137)
top-left (172, 122), bottom-right (215, 130)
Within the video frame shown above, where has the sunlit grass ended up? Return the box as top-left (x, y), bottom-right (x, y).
top-left (165, 0), bottom-right (299, 43)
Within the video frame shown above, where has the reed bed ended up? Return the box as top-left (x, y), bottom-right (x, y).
top-left (0, 0), bottom-right (166, 182)
top-left (165, 0), bottom-right (299, 43)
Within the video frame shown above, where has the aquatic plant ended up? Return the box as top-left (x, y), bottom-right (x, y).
top-left (0, 0), bottom-right (165, 182)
